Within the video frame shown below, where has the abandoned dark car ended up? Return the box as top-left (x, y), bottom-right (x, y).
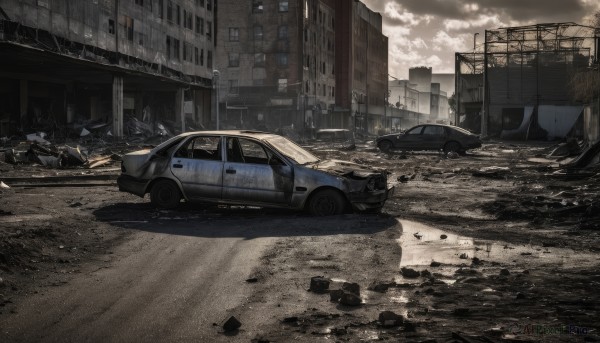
top-left (117, 130), bottom-right (393, 215)
top-left (376, 124), bottom-right (482, 154)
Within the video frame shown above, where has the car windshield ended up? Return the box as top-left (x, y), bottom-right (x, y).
top-left (266, 136), bottom-right (320, 165)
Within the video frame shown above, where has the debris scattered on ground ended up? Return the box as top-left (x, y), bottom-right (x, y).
top-left (400, 267), bottom-right (421, 278)
top-left (221, 316), bottom-right (242, 332)
top-left (309, 276), bottom-right (330, 293)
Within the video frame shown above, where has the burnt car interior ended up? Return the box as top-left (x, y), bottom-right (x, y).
top-left (175, 136), bottom-right (221, 160)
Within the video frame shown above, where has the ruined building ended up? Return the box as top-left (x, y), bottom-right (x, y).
top-left (0, 0), bottom-right (215, 138)
top-left (455, 23), bottom-right (598, 140)
top-left (214, 0), bottom-right (388, 133)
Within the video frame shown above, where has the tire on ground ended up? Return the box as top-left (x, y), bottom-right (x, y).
top-left (444, 141), bottom-right (461, 154)
top-left (378, 140), bottom-right (392, 152)
top-left (307, 189), bottom-right (347, 216)
top-left (150, 179), bottom-right (182, 209)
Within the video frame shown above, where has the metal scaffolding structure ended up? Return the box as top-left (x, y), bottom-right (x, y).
top-left (456, 22), bottom-right (598, 137)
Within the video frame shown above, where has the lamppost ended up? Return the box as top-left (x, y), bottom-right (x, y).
top-left (213, 69), bottom-right (220, 130)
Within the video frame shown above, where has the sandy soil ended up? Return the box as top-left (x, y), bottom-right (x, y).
top-left (0, 140), bottom-right (599, 342)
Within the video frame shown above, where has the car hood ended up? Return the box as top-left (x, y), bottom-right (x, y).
top-left (305, 159), bottom-right (386, 179)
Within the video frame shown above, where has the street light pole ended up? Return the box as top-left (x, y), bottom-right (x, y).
top-left (213, 70), bottom-right (220, 130)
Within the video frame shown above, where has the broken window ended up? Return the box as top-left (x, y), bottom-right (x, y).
top-left (125, 16), bottom-right (134, 41)
top-left (229, 28), bottom-right (239, 41)
top-left (173, 38), bottom-right (180, 60)
top-left (252, 0), bottom-right (263, 13)
top-left (207, 21), bottom-right (212, 40)
top-left (176, 4), bottom-right (181, 25)
top-left (207, 0), bottom-right (212, 11)
top-left (108, 19), bottom-right (115, 35)
top-left (207, 50), bottom-right (212, 68)
top-left (254, 53), bottom-right (265, 66)
top-left (200, 49), bottom-right (204, 66)
top-left (167, 1), bottom-right (173, 21)
top-left (277, 53), bottom-right (288, 66)
top-left (254, 26), bottom-right (263, 40)
top-left (278, 25), bottom-right (288, 39)
top-left (279, 0), bottom-right (288, 12)
top-left (175, 136), bottom-right (221, 160)
top-left (135, 0), bottom-right (143, 6)
top-left (278, 79), bottom-right (288, 93)
top-left (195, 47), bottom-right (199, 65)
top-left (197, 17), bottom-right (204, 35)
top-left (229, 53), bottom-right (239, 67)
top-left (228, 80), bottom-right (239, 94)
top-left (166, 36), bottom-right (171, 59)
top-left (238, 139), bottom-right (269, 164)
top-left (158, 0), bottom-right (164, 18)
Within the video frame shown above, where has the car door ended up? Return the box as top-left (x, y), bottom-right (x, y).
top-left (421, 125), bottom-right (447, 150)
top-left (170, 135), bottom-right (224, 200)
top-left (222, 137), bottom-right (294, 205)
top-left (395, 126), bottom-right (424, 150)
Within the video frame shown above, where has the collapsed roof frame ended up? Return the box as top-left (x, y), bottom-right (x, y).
top-left (455, 22), bottom-right (599, 135)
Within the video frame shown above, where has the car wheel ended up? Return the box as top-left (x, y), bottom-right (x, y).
top-left (308, 189), bottom-right (347, 216)
top-left (378, 140), bottom-right (392, 152)
top-left (150, 180), bottom-right (182, 209)
top-left (444, 141), bottom-right (461, 154)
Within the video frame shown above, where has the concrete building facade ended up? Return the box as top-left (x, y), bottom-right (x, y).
top-left (0, 0), bottom-right (215, 137)
top-left (214, 0), bottom-right (388, 134)
top-left (215, 0), bottom-right (337, 132)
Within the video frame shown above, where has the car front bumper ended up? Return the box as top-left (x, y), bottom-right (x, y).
top-left (348, 186), bottom-right (395, 211)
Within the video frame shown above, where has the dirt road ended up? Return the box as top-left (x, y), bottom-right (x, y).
top-left (1, 141), bottom-right (599, 342)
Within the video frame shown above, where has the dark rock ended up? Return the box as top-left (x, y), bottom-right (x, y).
top-left (329, 289), bottom-right (343, 302)
top-left (500, 269), bottom-right (510, 276)
top-left (331, 327), bottom-right (347, 335)
top-left (342, 282), bottom-right (360, 296)
top-left (309, 276), bottom-right (330, 293)
top-left (378, 311), bottom-right (403, 327)
top-left (522, 269), bottom-right (530, 274)
top-left (440, 234), bottom-right (448, 239)
top-left (245, 277), bottom-right (258, 283)
top-left (397, 175), bottom-right (410, 183)
top-left (420, 270), bottom-right (431, 277)
top-left (516, 292), bottom-right (526, 299)
top-left (430, 261), bottom-right (441, 267)
top-left (459, 253), bottom-right (469, 259)
top-left (222, 316), bottom-right (241, 332)
top-left (472, 257), bottom-right (481, 265)
top-left (339, 291), bottom-right (361, 306)
top-left (403, 320), bottom-right (417, 332)
top-left (401, 267), bottom-right (420, 278)
top-left (282, 316), bottom-right (298, 323)
top-left (368, 281), bottom-right (392, 293)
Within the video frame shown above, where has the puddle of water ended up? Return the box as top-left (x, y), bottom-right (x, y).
top-left (397, 220), bottom-right (599, 269)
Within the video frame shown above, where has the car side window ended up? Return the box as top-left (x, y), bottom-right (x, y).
top-left (406, 126), bottom-right (423, 135)
top-left (238, 138), bottom-right (269, 164)
top-left (423, 126), bottom-right (445, 135)
top-left (174, 136), bottom-right (221, 160)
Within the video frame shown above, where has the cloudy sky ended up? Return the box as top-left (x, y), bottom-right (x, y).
top-left (362, 0), bottom-right (600, 79)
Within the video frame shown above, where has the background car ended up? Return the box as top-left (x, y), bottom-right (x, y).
top-left (117, 130), bottom-right (393, 215)
top-left (375, 124), bottom-right (482, 154)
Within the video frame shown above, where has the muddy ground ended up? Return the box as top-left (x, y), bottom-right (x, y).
top-left (0, 139), bottom-right (599, 342)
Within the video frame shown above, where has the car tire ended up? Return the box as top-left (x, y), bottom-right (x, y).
top-left (150, 180), bottom-right (182, 209)
top-left (308, 189), bottom-right (347, 216)
top-left (444, 141), bottom-right (461, 154)
top-left (378, 140), bottom-right (392, 152)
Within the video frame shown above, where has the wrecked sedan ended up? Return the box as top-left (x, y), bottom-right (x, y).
top-left (376, 124), bottom-right (482, 154)
top-left (117, 130), bottom-right (393, 215)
